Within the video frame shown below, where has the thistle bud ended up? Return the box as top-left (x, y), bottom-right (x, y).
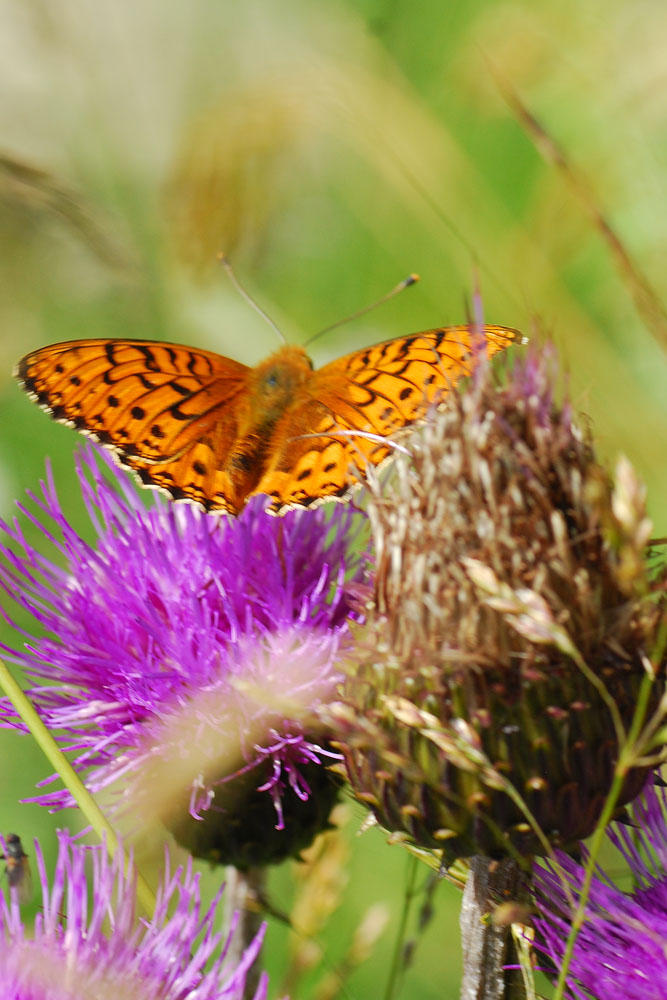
top-left (333, 346), bottom-right (665, 864)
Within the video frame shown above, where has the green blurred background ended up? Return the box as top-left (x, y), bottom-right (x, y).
top-left (0, 1), bottom-right (666, 997)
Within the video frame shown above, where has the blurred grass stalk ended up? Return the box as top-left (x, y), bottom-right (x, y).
top-left (0, 657), bottom-right (156, 917)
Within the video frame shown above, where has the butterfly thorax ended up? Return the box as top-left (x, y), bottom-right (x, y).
top-left (243, 345), bottom-right (314, 431)
top-left (227, 345), bottom-right (315, 506)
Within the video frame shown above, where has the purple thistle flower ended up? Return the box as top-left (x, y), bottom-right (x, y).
top-left (534, 781), bottom-right (667, 999)
top-left (0, 830), bottom-right (269, 999)
top-left (0, 443), bottom-right (363, 866)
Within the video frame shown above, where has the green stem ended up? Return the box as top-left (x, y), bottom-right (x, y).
top-left (0, 658), bottom-right (156, 916)
top-left (552, 667), bottom-right (656, 999)
top-left (384, 854), bottom-right (419, 1000)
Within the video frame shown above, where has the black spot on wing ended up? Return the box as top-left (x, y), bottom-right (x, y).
top-left (188, 351), bottom-right (214, 376)
top-left (168, 484), bottom-right (187, 500)
top-left (169, 403), bottom-right (197, 422)
top-left (139, 346), bottom-right (159, 372)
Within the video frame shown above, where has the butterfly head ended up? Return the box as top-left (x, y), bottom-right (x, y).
top-left (250, 345), bottom-right (314, 415)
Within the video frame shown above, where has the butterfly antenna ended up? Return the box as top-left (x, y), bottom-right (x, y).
top-left (217, 252), bottom-right (286, 344)
top-left (470, 263), bottom-right (486, 331)
top-left (304, 273), bottom-right (420, 348)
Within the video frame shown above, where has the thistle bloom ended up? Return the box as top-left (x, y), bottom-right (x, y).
top-left (534, 781), bottom-right (667, 1000)
top-left (0, 443), bottom-right (363, 867)
top-left (0, 830), bottom-right (268, 999)
top-left (331, 344), bottom-right (664, 864)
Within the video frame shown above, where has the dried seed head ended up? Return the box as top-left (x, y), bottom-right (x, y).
top-left (334, 345), bottom-right (665, 864)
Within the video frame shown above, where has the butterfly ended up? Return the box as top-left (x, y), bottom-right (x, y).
top-left (15, 325), bottom-right (523, 515)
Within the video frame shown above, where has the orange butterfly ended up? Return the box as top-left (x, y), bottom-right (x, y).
top-left (15, 326), bottom-right (522, 515)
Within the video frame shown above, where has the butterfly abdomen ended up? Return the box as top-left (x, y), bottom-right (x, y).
top-left (217, 345), bottom-right (314, 502)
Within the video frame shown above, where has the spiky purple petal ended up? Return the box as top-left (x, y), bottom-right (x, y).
top-left (0, 443), bottom-right (363, 820)
top-left (534, 781), bottom-right (667, 1000)
top-left (0, 830), bottom-right (268, 999)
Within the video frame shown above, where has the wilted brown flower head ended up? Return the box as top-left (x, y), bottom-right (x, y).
top-left (331, 344), bottom-right (665, 865)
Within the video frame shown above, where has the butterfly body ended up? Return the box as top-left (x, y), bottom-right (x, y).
top-left (226, 345), bottom-right (315, 507)
top-left (16, 325), bottom-right (523, 515)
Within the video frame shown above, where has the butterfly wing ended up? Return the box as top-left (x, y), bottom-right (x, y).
top-left (16, 338), bottom-right (252, 513)
top-left (256, 325), bottom-right (523, 512)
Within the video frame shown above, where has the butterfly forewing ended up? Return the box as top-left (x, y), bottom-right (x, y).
top-left (18, 338), bottom-right (250, 451)
top-left (330, 323), bottom-right (523, 437)
top-left (15, 324), bottom-right (524, 515)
